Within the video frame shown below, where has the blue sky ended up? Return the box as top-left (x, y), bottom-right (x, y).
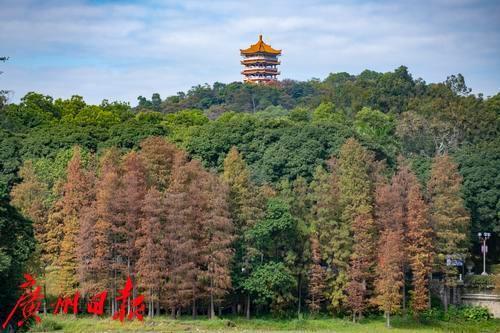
top-left (1, 0), bottom-right (499, 104)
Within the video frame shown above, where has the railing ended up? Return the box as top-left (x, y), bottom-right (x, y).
top-left (242, 56), bottom-right (279, 62)
top-left (242, 66), bottom-right (278, 70)
top-left (241, 70), bottom-right (280, 75)
top-left (241, 72), bottom-right (280, 76)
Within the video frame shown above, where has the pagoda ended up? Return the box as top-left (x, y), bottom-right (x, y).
top-left (240, 35), bottom-right (281, 84)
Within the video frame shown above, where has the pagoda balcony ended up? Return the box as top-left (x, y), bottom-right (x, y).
top-left (242, 66), bottom-right (278, 71)
top-left (241, 55), bottom-right (280, 62)
top-left (241, 69), bottom-right (280, 75)
top-left (243, 77), bottom-right (278, 84)
top-left (241, 59), bottom-right (280, 65)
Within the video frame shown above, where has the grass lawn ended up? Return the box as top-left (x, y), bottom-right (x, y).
top-left (29, 314), bottom-right (500, 332)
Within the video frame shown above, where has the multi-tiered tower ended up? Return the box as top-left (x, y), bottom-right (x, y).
top-left (240, 35), bottom-right (281, 84)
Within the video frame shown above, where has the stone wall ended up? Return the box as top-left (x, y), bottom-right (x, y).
top-left (461, 292), bottom-right (500, 318)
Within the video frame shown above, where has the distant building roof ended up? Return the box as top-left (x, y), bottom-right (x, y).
top-left (240, 35), bottom-right (281, 55)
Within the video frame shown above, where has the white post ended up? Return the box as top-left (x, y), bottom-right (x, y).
top-left (481, 238), bottom-right (487, 275)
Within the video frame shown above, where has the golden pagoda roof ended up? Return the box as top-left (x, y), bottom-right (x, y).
top-left (240, 35), bottom-right (281, 55)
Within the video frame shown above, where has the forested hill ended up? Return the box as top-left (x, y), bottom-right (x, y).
top-left (1, 66), bottom-right (499, 228)
top-left (1, 65), bottom-right (499, 321)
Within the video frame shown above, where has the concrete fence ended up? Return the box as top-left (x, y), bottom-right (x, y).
top-left (461, 293), bottom-right (500, 318)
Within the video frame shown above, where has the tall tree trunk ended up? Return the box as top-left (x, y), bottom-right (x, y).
top-left (112, 268), bottom-right (117, 316)
top-left (209, 278), bottom-right (215, 319)
top-left (148, 289), bottom-right (152, 317)
top-left (43, 281), bottom-right (47, 315)
top-left (402, 265), bottom-right (406, 314)
top-left (297, 275), bottom-right (302, 318)
top-left (192, 293), bottom-right (197, 319)
top-left (443, 285), bottom-right (448, 311)
top-left (428, 273), bottom-right (432, 309)
top-left (402, 278), bottom-right (406, 313)
top-left (246, 293), bottom-right (250, 319)
top-left (127, 259), bottom-right (131, 314)
top-left (386, 311), bottom-right (391, 328)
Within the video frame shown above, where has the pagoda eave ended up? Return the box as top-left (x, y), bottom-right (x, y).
top-left (241, 59), bottom-right (280, 65)
top-left (241, 70), bottom-right (280, 75)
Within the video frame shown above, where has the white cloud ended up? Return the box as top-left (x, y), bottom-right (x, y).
top-left (1, 0), bottom-right (499, 103)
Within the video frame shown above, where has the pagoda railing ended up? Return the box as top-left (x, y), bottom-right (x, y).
top-left (243, 66), bottom-right (278, 70)
top-left (242, 55), bottom-right (279, 62)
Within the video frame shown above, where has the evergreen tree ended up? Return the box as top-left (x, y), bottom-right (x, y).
top-left (10, 160), bottom-right (51, 250)
top-left (0, 202), bottom-right (35, 326)
top-left (288, 177), bottom-right (313, 317)
top-left (10, 160), bottom-right (51, 304)
top-left (245, 198), bottom-right (299, 315)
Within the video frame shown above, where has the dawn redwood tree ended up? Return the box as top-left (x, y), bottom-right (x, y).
top-left (337, 139), bottom-right (376, 319)
top-left (78, 201), bottom-right (100, 296)
top-left (203, 171), bottom-right (234, 319)
top-left (164, 160), bottom-right (205, 318)
top-left (139, 136), bottom-right (180, 190)
top-left (387, 162), bottom-right (418, 311)
top-left (222, 146), bottom-right (264, 318)
top-left (135, 188), bottom-right (167, 317)
top-left (282, 177), bottom-right (313, 317)
top-left (307, 232), bottom-right (326, 314)
top-left (309, 163), bottom-right (348, 313)
top-left (407, 181), bottom-right (434, 317)
top-left (373, 228), bottom-right (405, 328)
top-left (89, 148), bottom-right (124, 314)
top-left (346, 211), bottom-right (376, 322)
top-left (428, 154), bottom-right (470, 311)
top-left (121, 151), bottom-right (147, 286)
top-left (54, 147), bottom-right (95, 296)
top-left (373, 175), bottom-right (409, 327)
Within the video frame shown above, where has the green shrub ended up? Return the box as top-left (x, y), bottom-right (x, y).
top-left (422, 305), bottom-right (491, 322)
top-left (31, 318), bottom-right (63, 331)
top-left (443, 305), bottom-right (491, 322)
top-left (422, 307), bottom-right (445, 321)
top-left (490, 264), bottom-right (500, 274)
top-left (464, 274), bottom-right (495, 290)
top-left (460, 305), bottom-right (492, 321)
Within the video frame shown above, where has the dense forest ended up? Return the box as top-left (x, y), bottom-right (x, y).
top-left (1, 65), bottom-right (499, 325)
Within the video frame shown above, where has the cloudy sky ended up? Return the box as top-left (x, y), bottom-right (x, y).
top-left (1, 0), bottom-right (499, 105)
